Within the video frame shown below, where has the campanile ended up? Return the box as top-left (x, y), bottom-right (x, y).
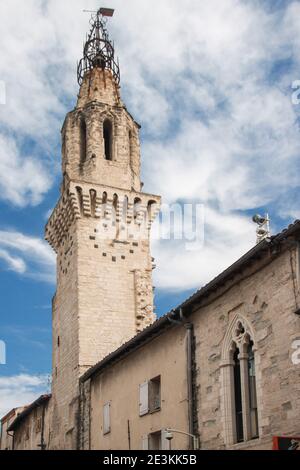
top-left (45, 9), bottom-right (160, 448)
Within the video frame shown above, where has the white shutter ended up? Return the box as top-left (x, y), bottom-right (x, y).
top-left (103, 402), bottom-right (111, 435)
top-left (161, 429), bottom-right (171, 450)
top-left (139, 381), bottom-right (149, 416)
top-left (142, 434), bottom-right (149, 450)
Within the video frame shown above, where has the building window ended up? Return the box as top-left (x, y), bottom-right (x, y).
top-left (149, 376), bottom-right (161, 412)
top-left (233, 348), bottom-right (244, 443)
top-left (221, 316), bottom-right (260, 446)
top-left (142, 430), bottom-right (170, 450)
top-left (103, 402), bottom-right (111, 435)
top-left (80, 118), bottom-right (87, 164)
top-left (139, 376), bottom-right (161, 416)
top-left (103, 119), bottom-right (113, 161)
top-left (248, 341), bottom-right (259, 439)
top-left (149, 431), bottom-right (161, 450)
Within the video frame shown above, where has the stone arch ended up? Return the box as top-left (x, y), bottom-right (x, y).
top-left (90, 189), bottom-right (97, 217)
top-left (221, 314), bottom-right (256, 362)
top-left (220, 314), bottom-right (260, 446)
top-left (133, 197), bottom-right (142, 222)
top-left (76, 186), bottom-right (84, 215)
top-left (103, 118), bottom-right (113, 161)
top-left (102, 192), bottom-right (108, 218)
top-left (147, 200), bottom-right (158, 223)
top-left (100, 111), bottom-right (118, 162)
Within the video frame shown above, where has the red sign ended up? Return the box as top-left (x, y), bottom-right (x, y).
top-left (273, 436), bottom-right (300, 450)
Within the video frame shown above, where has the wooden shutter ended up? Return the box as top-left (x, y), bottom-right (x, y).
top-left (161, 429), bottom-right (171, 450)
top-left (142, 434), bottom-right (149, 450)
top-left (139, 381), bottom-right (149, 416)
top-left (103, 402), bottom-right (111, 435)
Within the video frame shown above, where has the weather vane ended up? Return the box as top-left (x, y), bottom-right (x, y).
top-left (77, 7), bottom-right (120, 86)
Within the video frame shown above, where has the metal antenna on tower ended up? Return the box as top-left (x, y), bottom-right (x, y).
top-left (78, 7), bottom-right (119, 86)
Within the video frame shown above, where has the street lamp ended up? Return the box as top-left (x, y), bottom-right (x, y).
top-left (165, 428), bottom-right (199, 450)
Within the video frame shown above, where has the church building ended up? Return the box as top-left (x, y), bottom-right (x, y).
top-left (1, 9), bottom-right (300, 451)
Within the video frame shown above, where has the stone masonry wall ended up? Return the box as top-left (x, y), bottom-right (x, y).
top-left (191, 243), bottom-right (300, 449)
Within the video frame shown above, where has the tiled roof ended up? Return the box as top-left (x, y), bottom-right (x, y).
top-left (7, 394), bottom-right (51, 432)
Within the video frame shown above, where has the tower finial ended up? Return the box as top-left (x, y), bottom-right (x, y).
top-left (77, 7), bottom-right (120, 86)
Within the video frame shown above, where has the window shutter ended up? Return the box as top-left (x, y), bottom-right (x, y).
top-left (103, 402), bottom-right (111, 435)
top-left (139, 381), bottom-right (149, 416)
top-left (142, 434), bottom-right (149, 450)
top-left (161, 429), bottom-right (171, 450)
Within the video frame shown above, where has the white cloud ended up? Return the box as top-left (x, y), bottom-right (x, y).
top-left (0, 0), bottom-right (299, 289)
top-left (0, 249), bottom-right (26, 274)
top-left (0, 230), bottom-right (55, 282)
top-left (0, 134), bottom-right (53, 207)
top-left (151, 207), bottom-right (255, 291)
top-left (0, 374), bottom-right (49, 418)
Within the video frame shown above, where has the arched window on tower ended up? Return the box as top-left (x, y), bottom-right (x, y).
top-left (103, 119), bottom-right (113, 161)
top-left (129, 130), bottom-right (133, 160)
top-left (80, 118), bottom-right (87, 164)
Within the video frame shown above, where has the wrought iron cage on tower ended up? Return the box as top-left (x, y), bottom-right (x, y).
top-left (77, 8), bottom-right (120, 86)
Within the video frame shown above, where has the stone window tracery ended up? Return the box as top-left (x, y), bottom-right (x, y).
top-left (221, 315), bottom-right (260, 446)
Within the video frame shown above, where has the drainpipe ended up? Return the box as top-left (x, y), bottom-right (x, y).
top-left (168, 309), bottom-right (198, 450)
top-left (185, 322), bottom-right (194, 449)
top-left (40, 402), bottom-right (47, 450)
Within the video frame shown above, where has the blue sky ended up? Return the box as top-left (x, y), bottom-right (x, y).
top-left (1, 0), bottom-right (300, 416)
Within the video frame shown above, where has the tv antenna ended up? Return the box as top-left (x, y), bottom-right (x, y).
top-left (252, 213), bottom-right (271, 244)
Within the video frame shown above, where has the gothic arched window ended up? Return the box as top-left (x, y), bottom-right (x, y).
top-left (103, 119), bottom-right (113, 161)
top-left (129, 130), bottom-right (133, 159)
top-left (80, 118), bottom-right (87, 164)
top-left (221, 316), bottom-right (260, 446)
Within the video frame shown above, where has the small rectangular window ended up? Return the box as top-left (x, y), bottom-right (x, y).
top-left (103, 402), bottom-right (111, 435)
top-left (139, 376), bottom-right (161, 416)
top-left (149, 431), bottom-right (161, 450)
top-left (147, 429), bottom-right (170, 450)
top-left (149, 376), bottom-right (161, 412)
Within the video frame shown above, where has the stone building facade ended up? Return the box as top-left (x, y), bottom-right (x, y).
top-left (5, 396), bottom-right (51, 451)
top-left (0, 407), bottom-right (25, 450)
top-left (77, 225), bottom-right (300, 450)
top-left (1, 11), bottom-right (300, 451)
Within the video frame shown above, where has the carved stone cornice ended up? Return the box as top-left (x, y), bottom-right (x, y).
top-left (45, 180), bottom-right (161, 253)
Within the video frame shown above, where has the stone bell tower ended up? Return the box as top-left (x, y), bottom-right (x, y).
top-left (45, 9), bottom-right (160, 449)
